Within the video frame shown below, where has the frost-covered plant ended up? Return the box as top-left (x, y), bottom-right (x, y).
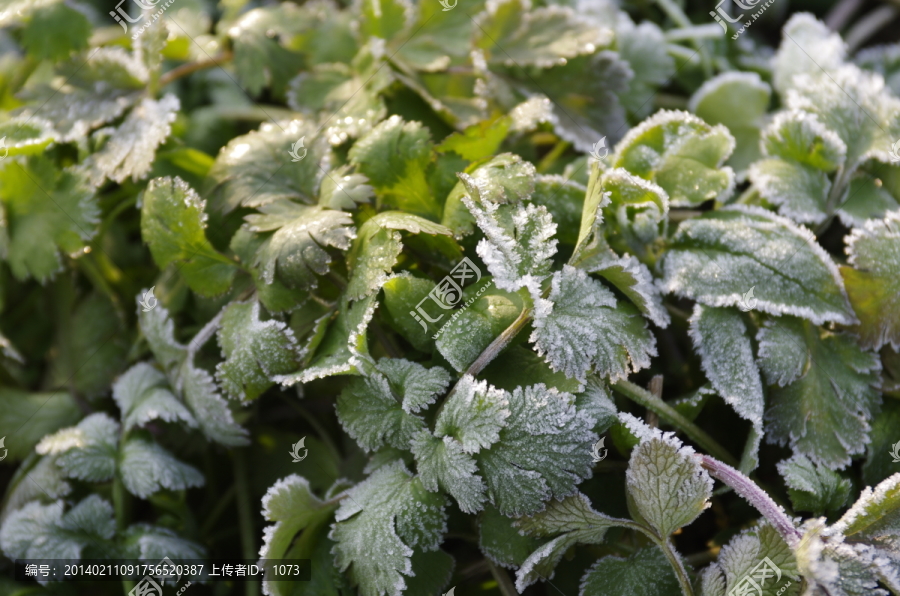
top-left (0, 0), bottom-right (899, 595)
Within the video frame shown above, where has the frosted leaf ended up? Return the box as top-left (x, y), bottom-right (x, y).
top-left (112, 363), bottom-right (197, 431)
top-left (462, 191), bottom-right (557, 292)
top-left (707, 524), bottom-right (799, 596)
top-left (140, 176), bottom-right (237, 297)
top-left (0, 455), bottom-right (71, 524)
top-left (245, 200), bottom-right (355, 290)
top-left (616, 17), bottom-right (675, 120)
top-left (748, 158), bottom-right (831, 225)
top-left (760, 317), bottom-right (881, 469)
top-left (837, 174), bottom-right (900, 229)
top-left (83, 94), bottom-right (179, 186)
top-left (660, 205), bottom-right (857, 326)
top-left (0, 495), bottom-right (115, 562)
top-left (346, 212), bottom-right (452, 300)
top-left (514, 493), bottom-right (623, 591)
top-left (434, 375), bottom-right (510, 454)
top-left (626, 436), bottom-right (712, 537)
top-left (330, 461), bottom-right (447, 596)
top-left (588, 252), bottom-right (670, 328)
top-left (773, 13), bottom-right (846, 95)
top-left (472, 0), bottom-right (612, 68)
top-left (760, 111), bottom-right (846, 173)
top-left (410, 432), bottom-right (486, 514)
top-left (574, 377), bottom-right (618, 433)
top-left (119, 437), bottom-right (204, 499)
top-left (336, 373), bottom-right (425, 452)
top-left (778, 454), bottom-right (851, 515)
top-left (476, 383), bottom-right (596, 516)
top-left (138, 300), bottom-right (187, 373)
top-left (688, 306), bottom-right (764, 451)
top-left (37, 413), bottom-right (118, 482)
top-left (842, 209), bottom-right (900, 350)
top-left (856, 43), bottom-right (900, 96)
top-left (509, 96), bottom-right (555, 133)
top-left (207, 120), bottom-right (331, 212)
top-left (215, 299), bottom-right (301, 401)
top-left (531, 265), bottom-right (657, 384)
top-left (122, 524), bottom-right (205, 562)
top-left (0, 117), bottom-right (55, 157)
top-left (479, 504), bottom-right (542, 569)
top-left (375, 359), bottom-right (451, 414)
top-left (275, 294), bottom-right (378, 385)
top-left (319, 164), bottom-right (374, 210)
top-left (598, 168), bottom-right (669, 251)
top-left (611, 110), bottom-right (735, 207)
top-left (578, 547), bottom-right (681, 596)
top-left (832, 473), bottom-right (900, 541)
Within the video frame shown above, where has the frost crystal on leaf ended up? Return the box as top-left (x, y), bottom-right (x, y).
top-left (112, 363), bottom-right (197, 431)
top-left (119, 437), bottom-right (204, 499)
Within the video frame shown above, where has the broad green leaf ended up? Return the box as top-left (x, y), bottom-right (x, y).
top-left (760, 111), bottom-right (847, 173)
top-left (119, 437), bottom-right (204, 499)
top-left (395, 0), bottom-right (479, 71)
top-left (690, 72), bottom-right (772, 173)
top-left (0, 157), bottom-right (98, 282)
top-left (410, 431), bottom-right (486, 514)
top-left (244, 200), bottom-right (355, 289)
top-left (473, 0), bottom-right (612, 68)
top-left (841, 209), bottom-right (900, 350)
top-left (331, 461), bottom-right (447, 596)
top-left (579, 547), bottom-right (681, 596)
top-left (530, 175), bottom-right (585, 246)
top-left (349, 116), bottom-right (439, 219)
top-left (141, 176), bottom-right (237, 297)
top-left (612, 110), bottom-right (735, 207)
top-left (616, 18), bottom-right (674, 121)
top-left (479, 503), bottom-right (541, 568)
top-left (358, 0), bottom-right (411, 40)
top-left (437, 116), bottom-right (511, 161)
top-left (36, 413), bottom-right (119, 483)
top-left (112, 363), bottom-right (197, 431)
top-left (227, 5), bottom-right (304, 97)
top-left (773, 14), bottom-right (846, 95)
top-left (206, 121), bottom-right (331, 212)
top-left (838, 173), bottom-right (900, 228)
top-left (13, 48), bottom-right (146, 142)
top-left (700, 524), bottom-right (800, 596)
top-left (318, 164), bottom-right (374, 210)
top-left (599, 168), bottom-right (669, 253)
top-left (688, 306), bottom-right (764, 460)
top-left (832, 473), bottom-right (900, 540)
top-left (434, 376), bottom-right (510, 454)
top-left (382, 274), bottom-right (437, 352)
top-left (0, 118), bottom-right (54, 157)
top-left (589, 253), bottom-right (670, 328)
top-left (376, 358), bottom-right (451, 414)
top-left (0, 495), bottom-right (115, 561)
top-left (476, 383), bottom-right (595, 516)
top-left (482, 345), bottom-right (582, 394)
top-left (121, 524), bottom-right (205, 561)
top-left (405, 550), bottom-right (455, 596)
top-left (1, 454), bottom-right (72, 523)
top-left (335, 372), bottom-right (423, 452)
top-left (0, 389), bottom-right (80, 463)
top-left (778, 455), bottom-right (851, 515)
top-left (626, 434), bottom-right (712, 537)
top-left (215, 299), bottom-right (301, 401)
top-left (748, 158), bottom-right (831, 225)
top-left (660, 206), bottom-right (857, 326)
top-left (759, 317), bottom-right (881, 469)
top-left (515, 493), bottom-right (624, 591)
top-left (463, 192), bottom-right (557, 292)
top-left (83, 94), bottom-right (179, 186)
top-left (275, 295), bottom-right (378, 385)
top-left (531, 265), bottom-right (656, 384)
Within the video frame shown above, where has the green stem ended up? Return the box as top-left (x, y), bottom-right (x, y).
top-left (654, 0), bottom-right (713, 78)
top-left (465, 306), bottom-right (532, 378)
top-left (611, 379), bottom-right (739, 467)
top-left (234, 451), bottom-right (260, 596)
top-left (659, 537), bottom-right (695, 596)
top-left (113, 469), bottom-right (134, 595)
top-left (158, 50), bottom-right (234, 87)
top-left (537, 139), bottom-right (571, 173)
top-left (200, 485), bottom-right (236, 537)
top-left (487, 558), bottom-right (519, 596)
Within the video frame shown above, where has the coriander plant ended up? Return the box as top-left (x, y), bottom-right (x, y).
top-left (0, 0), bottom-right (899, 595)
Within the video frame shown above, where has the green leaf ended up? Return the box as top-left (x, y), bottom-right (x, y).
top-left (612, 110), bottom-right (735, 207)
top-left (318, 164), bottom-right (374, 210)
top-left (700, 524), bottom-right (800, 596)
top-left (377, 358), bottom-right (452, 414)
top-left (515, 493), bottom-right (624, 591)
top-left (215, 299), bottom-right (301, 401)
top-left (331, 461), bottom-right (447, 596)
top-left (531, 265), bottom-right (656, 384)
top-left (119, 437), bottom-right (204, 499)
top-left (349, 116), bottom-right (439, 219)
top-left (141, 176), bottom-right (237, 297)
top-left (121, 524), bottom-right (205, 561)
top-left (615, 18), bottom-right (674, 120)
top-left (748, 158), bottom-right (831, 225)
top-left (0, 117), bottom-right (55, 157)
top-left (244, 200), bottom-right (355, 290)
top-left (437, 116), bottom-right (511, 161)
top-left (778, 454), bottom-right (851, 515)
top-left (598, 168), bottom-right (669, 254)
top-left (112, 363), bottom-right (197, 432)
top-left (838, 172), bottom-right (900, 228)
top-left (625, 433), bottom-right (712, 537)
top-left (690, 72), bottom-right (771, 174)
top-left (0, 495), bottom-right (115, 560)
top-left (773, 14), bottom-right (846, 95)
top-left (411, 431), bottom-right (486, 514)
top-left (434, 375), bottom-right (509, 454)
top-left (760, 110), bottom-right (847, 173)
top-left (359, 0), bottom-right (412, 40)
top-left (841, 209), bottom-right (900, 350)
top-left (382, 274), bottom-right (437, 352)
top-left (0, 157), bottom-right (98, 282)
top-left (476, 383), bottom-right (595, 516)
top-left (36, 413), bottom-right (119, 483)
top-left (530, 175), bottom-right (586, 246)
top-left (588, 253), bottom-right (670, 328)
top-left (758, 317), bottom-right (881, 469)
top-left (579, 547), bottom-right (681, 596)
top-left (0, 388), bottom-right (80, 463)
top-left (335, 371), bottom-right (424, 452)
top-left (206, 121), bottom-right (331, 212)
top-left (83, 94), bottom-right (179, 186)
top-left (227, 6), bottom-right (304, 97)
top-left (473, 0), bottom-right (611, 68)
top-left (660, 206), bottom-right (857, 326)
top-left (479, 503), bottom-right (541, 568)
